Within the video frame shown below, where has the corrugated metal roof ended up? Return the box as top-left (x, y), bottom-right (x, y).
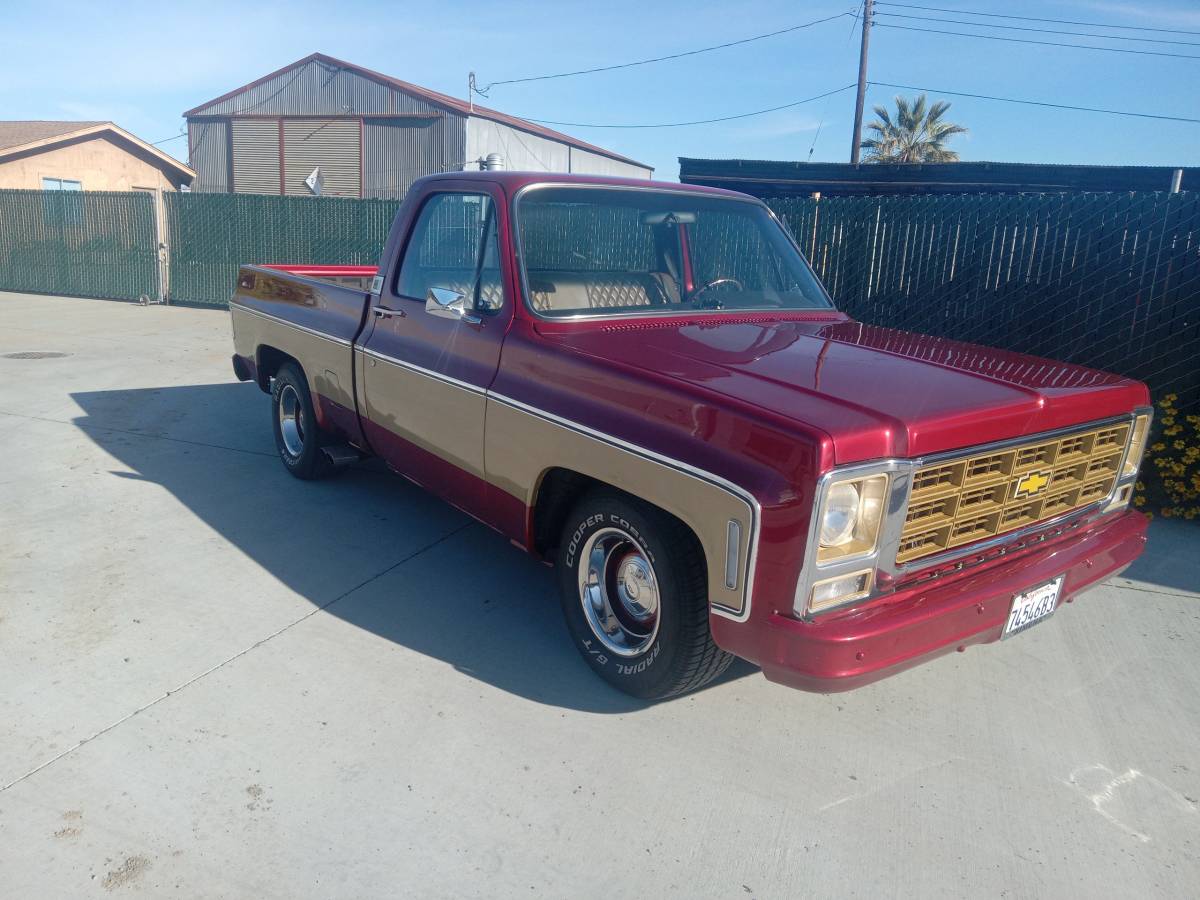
top-left (184, 53), bottom-right (651, 171)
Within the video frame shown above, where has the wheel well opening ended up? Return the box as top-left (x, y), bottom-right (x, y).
top-left (532, 468), bottom-right (600, 559)
top-left (531, 468), bottom-right (707, 575)
top-left (255, 346), bottom-right (300, 393)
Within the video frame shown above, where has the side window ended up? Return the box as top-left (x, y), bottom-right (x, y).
top-left (395, 192), bottom-right (502, 312)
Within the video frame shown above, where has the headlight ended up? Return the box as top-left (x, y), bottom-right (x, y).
top-left (816, 473), bottom-right (889, 564)
top-left (820, 482), bottom-right (860, 546)
top-left (1122, 412), bottom-right (1151, 478)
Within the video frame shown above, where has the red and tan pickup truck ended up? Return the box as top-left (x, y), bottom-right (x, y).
top-left (230, 172), bottom-right (1151, 699)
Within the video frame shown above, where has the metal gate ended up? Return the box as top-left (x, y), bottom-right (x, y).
top-left (0, 188), bottom-right (158, 301)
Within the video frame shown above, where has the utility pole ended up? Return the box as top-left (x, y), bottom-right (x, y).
top-left (849, 0), bottom-right (874, 165)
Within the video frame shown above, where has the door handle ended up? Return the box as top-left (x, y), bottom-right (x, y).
top-left (373, 305), bottom-right (405, 319)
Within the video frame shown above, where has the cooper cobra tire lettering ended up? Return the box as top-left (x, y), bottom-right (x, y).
top-left (555, 489), bottom-right (734, 699)
top-left (565, 513), bottom-right (604, 567)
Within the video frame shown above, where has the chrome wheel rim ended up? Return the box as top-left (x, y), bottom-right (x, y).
top-left (577, 527), bottom-right (661, 657)
top-left (277, 384), bottom-right (305, 458)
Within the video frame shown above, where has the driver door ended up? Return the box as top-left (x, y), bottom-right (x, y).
top-left (358, 185), bottom-right (510, 517)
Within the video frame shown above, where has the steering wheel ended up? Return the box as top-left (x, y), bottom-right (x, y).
top-left (689, 277), bottom-right (745, 307)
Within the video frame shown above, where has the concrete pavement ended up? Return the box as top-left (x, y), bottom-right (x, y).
top-left (1, 291), bottom-right (1197, 898)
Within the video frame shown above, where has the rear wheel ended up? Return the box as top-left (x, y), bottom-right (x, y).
top-left (555, 490), bottom-right (733, 700)
top-left (270, 362), bottom-right (335, 480)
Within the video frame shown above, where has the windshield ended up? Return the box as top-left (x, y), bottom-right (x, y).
top-left (515, 187), bottom-right (833, 318)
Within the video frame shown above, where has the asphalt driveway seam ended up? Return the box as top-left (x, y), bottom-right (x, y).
top-left (0, 521), bottom-right (474, 795)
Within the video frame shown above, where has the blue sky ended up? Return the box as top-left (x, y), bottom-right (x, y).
top-left (2, 0), bottom-right (1197, 179)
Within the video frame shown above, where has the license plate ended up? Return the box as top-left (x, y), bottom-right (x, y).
top-left (1003, 576), bottom-right (1064, 639)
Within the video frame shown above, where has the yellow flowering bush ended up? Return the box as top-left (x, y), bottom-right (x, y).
top-left (1133, 393), bottom-right (1200, 521)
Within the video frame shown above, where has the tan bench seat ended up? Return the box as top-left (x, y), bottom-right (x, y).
top-left (528, 271), bottom-right (670, 313)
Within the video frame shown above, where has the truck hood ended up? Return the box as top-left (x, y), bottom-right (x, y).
top-left (543, 316), bottom-right (1148, 463)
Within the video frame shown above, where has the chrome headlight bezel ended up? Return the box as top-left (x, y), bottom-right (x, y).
top-left (795, 459), bottom-right (916, 618)
top-left (1106, 406), bottom-right (1153, 513)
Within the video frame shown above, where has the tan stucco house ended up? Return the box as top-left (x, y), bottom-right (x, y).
top-left (0, 121), bottom-right (194, 191)
top-left (0, 121), bottom-right (194, 230)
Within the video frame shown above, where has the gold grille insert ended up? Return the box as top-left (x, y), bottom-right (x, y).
top-left (897, 421), bottom-right (1130, 564)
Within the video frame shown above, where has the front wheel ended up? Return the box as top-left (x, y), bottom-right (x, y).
top-left (555, 490), bottom-right (733, 700)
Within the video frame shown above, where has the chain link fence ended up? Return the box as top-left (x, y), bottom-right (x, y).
top-left (164, 193), bottom-right (402, 305)
top-left (0, 188), bottom-right (158, 301)
top-left (771, 191), bottom-right (1200, 415)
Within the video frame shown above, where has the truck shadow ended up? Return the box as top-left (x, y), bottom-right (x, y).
top-left (70, 382), bottom-right (756, 714)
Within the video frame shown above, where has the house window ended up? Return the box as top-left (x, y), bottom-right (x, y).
top-left (42, 177), bottom-right (82, 191)
top-left (42, 178), bottom-right (83, 226)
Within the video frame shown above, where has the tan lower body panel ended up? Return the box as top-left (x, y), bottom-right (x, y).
top-left (231, 306), bottom-right (355, 412)
top-left (359, 351), bottom-right (486, 478)
top-left (236, 304), bottom-right (756, 618)
top-left (485, 396), bottom-right (756, 619)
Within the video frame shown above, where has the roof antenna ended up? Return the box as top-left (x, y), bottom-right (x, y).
top-left (468, 72), bottom-right (476, 113)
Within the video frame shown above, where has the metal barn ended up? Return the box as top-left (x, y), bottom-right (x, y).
top-left (185, 53), bottom-right (652, 198)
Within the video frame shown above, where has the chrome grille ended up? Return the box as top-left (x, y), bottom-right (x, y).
top-left (897, 421), bottom-right (1130, 565)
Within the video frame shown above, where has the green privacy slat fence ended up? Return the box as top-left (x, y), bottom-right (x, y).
top-left (164, 192), bottom-right (403, 305)
top-left (771, 191), bottom-right (1200, 413)
top-left (3, 186), bottom-right (1196, 416)
top-left (0, 188), bottom-right (157, 301)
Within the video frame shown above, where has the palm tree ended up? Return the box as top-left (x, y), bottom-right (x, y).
top-left (860, 94), bottom-right (967, 163)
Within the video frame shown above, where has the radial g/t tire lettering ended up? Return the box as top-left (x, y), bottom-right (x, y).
top-left (556, 489), bottom-right (733, 699)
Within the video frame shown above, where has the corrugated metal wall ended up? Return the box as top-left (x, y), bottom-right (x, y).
top-left (185, 56), bottom-right (647, 196)
top-left (231, 119), bottom-right (280, 194)
top-left (187, 121), bottom-right (228, 192)
top-left (466, 118), bottom-right (569, 172)
top-left (188, 57), bottom-right (464, 198)
top-left (568, 146), bottom-right (653, 179)
top-left (283, 119), bottom-right (361, 197)
top-left (465, 117), bottom-right (651, 178)
top-left (362, 116), bottom-right (459, 199)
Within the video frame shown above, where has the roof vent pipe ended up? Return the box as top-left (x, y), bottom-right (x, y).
top-left (483, 153), bottom-right (505, 171)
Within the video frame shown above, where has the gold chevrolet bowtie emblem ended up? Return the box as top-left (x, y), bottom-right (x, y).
top-left (1014, 470), bottom-right (1051, 499)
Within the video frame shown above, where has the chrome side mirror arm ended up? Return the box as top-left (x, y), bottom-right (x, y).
top-left (425, 286), bottom-right (480, 324)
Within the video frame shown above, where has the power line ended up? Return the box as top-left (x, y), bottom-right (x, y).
top-left (877, 11), bottom-right (1200, 46)
top-left (869, 80), bottom-right (1200, 124)
top-left (523, 84), bottom-right (857, 129)
top-left (875, 22), bottom-right (1200, 59)
top-left (874, 2), bottom-right (1200, 36)
top-left (476, 11), bottom-right (856, 92)
top-left (152, 132), bottom-right (187, 146)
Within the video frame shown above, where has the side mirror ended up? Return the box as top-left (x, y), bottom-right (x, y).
top-left (425, 285), bottom-right (477, 323)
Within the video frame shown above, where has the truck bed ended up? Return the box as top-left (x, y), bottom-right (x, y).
top-left (230, 264), bottom-right (374, 443)
top-left (258, 264), bottom-right (378, 291)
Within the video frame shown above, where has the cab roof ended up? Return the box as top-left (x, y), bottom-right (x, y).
top-left (414, 170), bottom-right (755, 201)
